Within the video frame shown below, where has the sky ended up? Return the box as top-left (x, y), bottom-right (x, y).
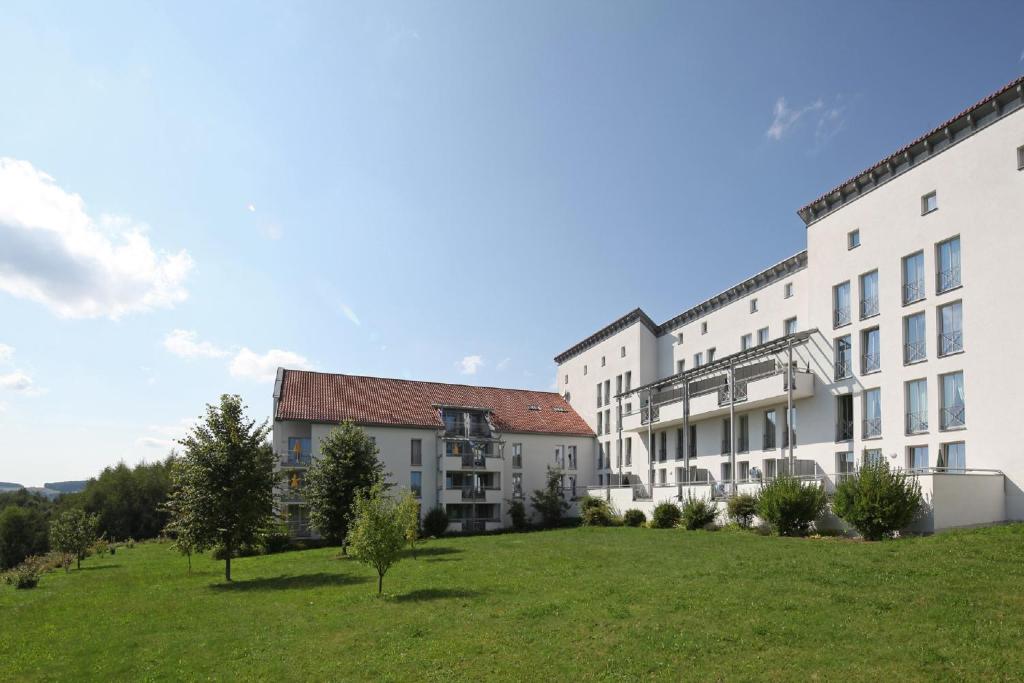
top-left (1, 1), bottom-right (1022, 486)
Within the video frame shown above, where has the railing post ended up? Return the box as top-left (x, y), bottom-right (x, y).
top-left (787, 339), bottom-right (794, 471)
top-left (729, 361), bottom-right (736, 497)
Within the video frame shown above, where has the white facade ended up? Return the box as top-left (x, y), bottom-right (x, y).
top-left (556, 76), bottom-right (1024, 531)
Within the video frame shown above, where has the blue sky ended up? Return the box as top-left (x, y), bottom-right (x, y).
top-left (1, 1), bottom-right (1022, 485)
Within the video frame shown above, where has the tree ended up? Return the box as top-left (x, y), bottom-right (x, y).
top-left (165, 394), bottom-right (279, 582)
top-left (530, 467), bottom-right (569, 528)
top-left (832, 460), bottom-right (923, 540)
top-left (303, 421), bottom-right (387, 552)
top-left (348, 484), bottom-right (406, 595)
top-left (0, 505), bottom-right (49, 570)
top-left (505, 499), bottom-right (528, 531)
top-left (49, 509), bottom-right (99, 571)
top-left (66, 458), bottom-right (174, 541)
top-left (397, 490), bottom-right (421, 558)
top-left (162, 462), bottom-right (202, 575)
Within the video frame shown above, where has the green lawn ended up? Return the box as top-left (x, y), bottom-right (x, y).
top-left (3, 525), bottom-right (1024, 681)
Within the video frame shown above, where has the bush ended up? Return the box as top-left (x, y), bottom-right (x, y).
top-left (726, 493), bottom-right (758, 529)
top-left (757, 476), bottom-right (827, 536)
top-left (622, 509), bottom-right (646, 527)
top-left (832, 461), bottom-right (923, 540)
top-left (580, 497), bottom-right (614, 527)
top-left (681, 494), bottom-right (719, 530)
top-left (506, 499), bottom-right (528, 531)
top-left (422, 507), bottom-right (449, 538)
top-left (650, 502), bottom-right (682, 529)
top-left (2, 555), bottom-right (46, 589)
top-left (93, 538), bottom-right (109, 557)
top-left (263, 527), bottom-right (291, 554)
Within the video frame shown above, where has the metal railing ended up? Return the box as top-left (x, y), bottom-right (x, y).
top-left (763, 433), bottom-right (776, 450)
top-left (905, 411), bottom-right (928, 434)
top-left (903, 280), bottom-right (925, 305)
top-left (862, 417), bottom-right (882, 439)
top-left (940, 405), bottom-right (966, 430)
top-left (285, 522), bottom-right (313, 538)
top-left (279, 452), bottom-right (312, 467)
top-left (860, 297), bottom-right (879, 319)
top-left (717, 381), bottom-right (749, 406)
top-left (461, 454), bottom-right (488, 468)
top-left (939, 330), bottom-right (963, 356)
top-left (279, 489), bottom-right (305, 503)
top-left (833, 308), bottom-right (851, 327)
top-left (720, 438), bottom-right (730, 456)
top-left (641, 405), bottom-right (660, 425)
top-left (834, 359), bottom-right (851, 380)
top-left (835, 420), bottom-right (853, 441)
top-left (862, 352), bottom-right (881, 373)
top-left (461, 488), bottom-right (486, 500)
top-left (937, 266), bottom-right (961, 293)
top-left (904, 340), bottom-right (926, 364)
top-left (445, 424), bottom-right (491, 439)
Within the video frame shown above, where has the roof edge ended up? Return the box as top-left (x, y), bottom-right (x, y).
top-left (552, 308), bottom-right (658, 364)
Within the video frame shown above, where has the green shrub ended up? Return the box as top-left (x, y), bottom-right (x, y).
top-left (832, 461), bottom-right (923, 540)
top-left (650, 502), bottom-right (682, 529)
top-left (422, 507), bottom-right (449, 538)
top-left (505, 499), bottom-right (529, 531)
top-left (580, 497), bottom-right (614, 527)
top-left (681, 494), bottom-right (719, 530)
top-left (726, 493), bottom-right (758, 529)
top-left (622, 509), bottom-right (646, 527)
top-left (757, 476), bottom-right (827, 536)
top-left (263, 527), bottom-right (291, 554)
top-left (93, 538), bottom-right (109, 557)
top-left (2, 555), bottom-right (46, 589)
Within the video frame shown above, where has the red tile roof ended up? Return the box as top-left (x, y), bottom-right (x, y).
top-left (275, 369), bottom-right (595, 437)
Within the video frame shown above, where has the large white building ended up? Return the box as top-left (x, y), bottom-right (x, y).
top-left (556, 74), bottom-right (1024, 531)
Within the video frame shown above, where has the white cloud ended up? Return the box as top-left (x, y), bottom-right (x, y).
top-left (341, 303), bottom-right (361, 326)
top-left (0, 371), bottom-right (33, 391)
top-left (247, 203), bottom-right (256, 213)
top-left (230, 347), bottom-right (313, 382)
top-left (0, 343), bottom-right (13, 362)
top-left (0, 158), bottom-right (193, 319)
top-left (162, 329), bottom-right (228, 359)
top-left (496, 357), bottom-right (510, 371)
top-left (766, 97), bottom-right (823, 141)
top-left (136, 418), bottom-right (194, 450)
top-left (458, 355), bottom-right (484, 375)
top-left (136, 436), bottom-right (176, 449)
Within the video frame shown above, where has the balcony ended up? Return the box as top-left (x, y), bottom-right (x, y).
top-left (939, 330), bottom-right (963, 356)
top-left (459, 519), bottom-right (501, 533)
top-left (903, 280), bottom-right (925, 305)
top-left (443, 487), bottom-right (502, 505)
top-left (862, 352), bottom-right (881, 374)
top-left (937, 266), bottom-right (961, 293)
top-left (940, 405), bottom-right (966, 430)
top-left (863, 417), bottom-right (882, 439)
top-left (860, 297), bottom-right (879, 319)
top-left (461, 487), bottom-right (486, 501)
top-left (279, 452), bottom-right (312, 467)
top-left (906, 411), bottom-right (928, 435)
top-left (835, 420), bottom-right (853, 442)
top-left (279, 489), bottom-right (305, 503)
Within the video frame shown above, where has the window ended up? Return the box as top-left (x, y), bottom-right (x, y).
top-left (596, 383), bottom-right (602, 407)
top-left (938, 441), bottom-right (966, 473)
top-left (861, 327), bottom-right (880, 373)
top-left (833, 281), bottom-right (851, 327)
top-left (597, 444), bottom-right (604, 470)
top-left (564, 374), bottom-right (568, 384)
top-left (604, 409), bottom-right (611, 435)
top-left (738, 415), bottom-right (749, 453)
top-left (410, 439), bottom-right (422, 466)
top-left (834, 335), bottom-right (852, 380)
top-left (616, 404), bottom-right (622, 430)
top-left (1019, 145), bottom-right (1024, 170)
top-left (694, 352), bottom-right (703, 368)
top-left (908, 445), bottom-right (929, 472)
top-left (940, 371), bottom-right (966, 430)
top-left (620, 345), bottom-right (626, 358)
top-left (616, 439), bottom-right (622, 468)
top-left (783, 406), bottom-right (797, 448)
top-left (836, 451), bottom-right (855, 485)
top-left (659, 431), bottom-right (667, 462)
top-left (598, 474), bottom-right (604, 487)
top-left (568, 445), bottom-right (577, 470)
top-left (658, 468), bottom-right (666, 485)
top-left (903, 312), bottom-right (927, 364)
top-left (848, 229), bottom-right (861, 249)
top-left (902, 251), bottom-right (926, 304)
top-left (555, 445), bottom-right (565, 468)
top-left (676, 359), bottom-right (685, 374)
top-left (863, 448), bottom-right (884, 466)
top-left (625, 437), bottom-right (632, 466)
top-left (905, 379), bottom-right (928, 434)
top-left (784, 317), bottom-right (798, 335)
top-left (836, 394), bottom-right (853, 441)
top-left (512, 472), bottom-right (523, 497)
top-left (286, 437), bottom-right (312, 464)
top-left (721, 418), bottom-right (731, 455)
top-left (701, 321), bottom-right (708, 334)
top-left (512, 443), bottom-right (523, 468)
top-left (757, 327), bottom-right (769, 345)
top-left (688, 424), bottom-right (697, 459)
top-left (741, 333), bottom-right (753, 351)
top-left (938, 301), bottom-right (963, 356)
top-left (410, 471), bottom-right (422, 497)
top-left (936, 236), bottom-right (961, 293)
top-left (737, 461), bottom-right (749, 483)
top-left (624, 371), bottom-right (632, 392)
top-left (601, 356), bottom-right (606, 367)
top-left (707, 348), bottom-right (716, 363)
top-left (675, 466), bottom-right (683, 483)
top-left (859, 270), bottom-right (879, 318)
top-left (615, 374), bottom-right (622, 396)
top-left (583, 364), bottom-right (588, 376)
top-left (597, 412), bottom-right (603, 435)
top-left (784, 282), bottom-right (794, 298)
top-left (721, 461), bottom-right (732, 484)
top-left (921, 191), bottom-right (938, 214)
top-left (863, 388), bottom-right (882, 438)
top-left (676, 428), bottom-right (684, 460)
top-left (676, 332), bottom-right (684, 344)
top-left (750, 298), bottom-right (758, 313)
top-left (603, 380), bottom-right (610, 406)
top-left (763, 409), bottom-right (777, 449)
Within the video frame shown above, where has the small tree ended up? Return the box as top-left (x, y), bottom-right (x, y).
top-left (681, 494), bottom-right (719, 530)
top-left (397, 490), bottom-right (421, 558)
top-left (49, 509), bottom-right (98, 571)
top-left (833, 460), bottom-right (922, 540)
top-left (530, 467), bottom-right (569, 528)
top-left (303, 421), bottom-right (387, 553)
top-left (505, 499), bottom-right (528, 531)
top-left (651, 502), bottom-right (682, 529)
top-left (622, 509), bottom-right (646, 527)
top-left (422, 507), bottom-right (450, 538)
top-left (348, 484), bottom-right (406, 595)
top-left (166, 395), bottom-right (279, 582)
top-left (726, 493), bottom-right (758, 529)
top-left (757, 476), bottom-right (827, 536)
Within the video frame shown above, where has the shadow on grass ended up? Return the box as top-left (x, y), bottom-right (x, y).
top-left (408, 546), bottom-right (463, 559)
top-left (208, 572), bottom-right (370, 591)
top-left (394, 588), bottom-right (481, 602)
top-left (76, 564), bottom-right (122, 572)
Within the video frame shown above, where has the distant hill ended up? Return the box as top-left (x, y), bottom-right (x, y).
top-left (0, 480), bottom-right (87, 498)
top-left (44, 480), bottom-right (88, 494)
top-left (0, 481), bottom-right (23, 491)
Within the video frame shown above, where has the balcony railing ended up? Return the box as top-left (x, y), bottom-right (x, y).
top-left (280, 452), bottom-right (312, 467)
top-left (763, 433), bottom-right (776, 450)
top-left (862, 417), bottom-right (882, 439)
top-left (862, 352), bottom-right (881, 374)
top-left (833, 308), bottom-right (851, 328)
top-left (720, 438), bottom-right (730, 455)
top-left (460, 519), bottom-right (500, 532)
top-left (657, 449), bottom-right (667, 462)
top-left (279, 489), bottom-right (305, 503)
top-left (738, 436), bottom-right (749, 453)
top-left (939, 330), bottom-right (963, 356)
top-left (834, 359), bottom-right (851, 381)
top-left (461, 454), bottom-right (487, 468)
top-left (445, 424), bottom-right (491, 439)
top-left (903, 280), bottom-right (925, 305)
top-left (937, 266), bottom-right (961, 293)
top-left (860, 297), bottom-right (879, 319)
top-left (717, 381), bottom-right (748, 406)
top-left (905, 411), bottom-right (928, 434)
top-left (904, 340), bottom-right (927, 364)
top-left (285, 522), bottom-right (313, 538)
top-left (940, 405), bottom-right (966, 430)
top-left (835, 420), bottom-right (853, 442)
top-left (641, 405), bottom-right (660, 425)
top-left (461, 487), bottom-right (486, 500)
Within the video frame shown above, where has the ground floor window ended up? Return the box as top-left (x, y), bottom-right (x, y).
top-left (938, 442), bottom-right (966, 473)
top-left (862, 448), bottom-right (884, 466)
top-left (410, 471), bottom-right (422, 497)
top-left (907, 445), bottom-right (928, 472)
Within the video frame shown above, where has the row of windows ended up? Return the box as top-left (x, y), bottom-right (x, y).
top-left (834, 235), bottom-right (960, 327)
top-left (596, 372), bottom-right (633, 406)
top-left (577, 345), bottom-right (629, 378)
top-left (838, 370), bottom-right (965, 441)
top-left (673, 282), bottom-right (796, 346)
top-left (839, 441), bottom-right (966, 477)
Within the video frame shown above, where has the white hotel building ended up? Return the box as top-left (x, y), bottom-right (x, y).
top-left (556, 75), bottom-right (1024, 532)
top-left (273, 75), bottom-right (1024, 535)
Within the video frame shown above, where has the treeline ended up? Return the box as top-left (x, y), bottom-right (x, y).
top-left (0, 458), bottom-right (173, 570)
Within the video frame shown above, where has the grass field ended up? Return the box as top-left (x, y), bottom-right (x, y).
top-left (3, 525), bottom-right (1024, 681)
